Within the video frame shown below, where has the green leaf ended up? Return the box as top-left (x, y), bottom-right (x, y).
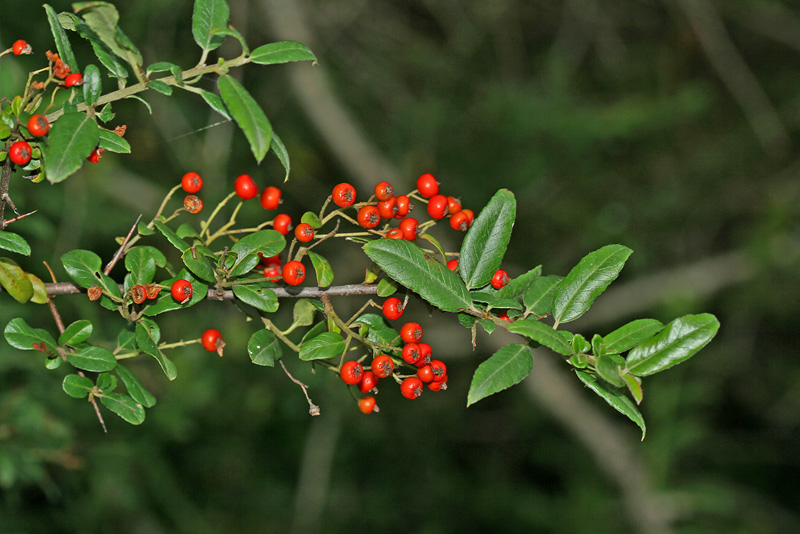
top-left (60, 12), bottom-right (130, 79)
top-left (363, 239), bottom-right (472, 313)
top-left (135, 318), bottom-right (177, 380)
top-left (248, 329), bottom-right (282, 366)
top-left (153, 220), bottom-right (190, 252)
top-left (622, 374), bottom-right (643, 405)
top-left (507, 318), bottom-right (572, 355)
top-left (218, 74), bottom-right (272, 163)
top-left (249, 41), bottom-right (317, 65)
top-left (62, 374), bottom-right (94, 398)
top-left (604, 319), bottom-right (664, 355)
top-left (576, 370), bottom-right (646, 439)
top-left (376, 278), bottom-right (398, 297)
top-left (124, 247), bottom-right (157, 285)
top-left (228, 230), bottom-right (285, 276)
top-left (116, 364), bottom-right (156, 408)
top-left (233, 284), bottom-right (279, 313)
top-left (146, 80), bottom-right (173, 95)
top-left (210, 27), bottom-right (249, 55)
top-left (271, 132), bottom-right (290, 181)
top-left (44, 4), bottom-right (79, 71)
top-left (67, 345), bottom-right (117, 372)
top-left (74, 2), bottom-right (143, 69)
top-left (625, 314), bottom-right (720, 376)
top-left (552, 244), bottom-right (632, 325)
top-left (117, 328), bottom-right (136, 351)
top-left (61, 249), bottom-right (102, 288)
top-left (144, 271), bottom-right (208, 316)
top-left (293, 299), bottom-right (318, 326)
top-left (96, 372), bottom-right (117, 392)
top-left (300, 211), bottom-right (321, 229)
top-left (299, 332), bottom-right (345, 361)
top-left (352, 313), bottom-right (401, 348)
top-left (59, 320), bottom-right (93, 347)
top-left (459, 189), bottom-right (516, 289)
top-left (495, 265), bottom-right (542, 300)
top-left (44, 112), bottom-right (99, 183)
top-left (192, 0), bottom-right (230, 52)
top-left (0, 257), bottom-right (33, 303)
top-left (82, 64), bottom-right (102, 106)
top-left (97, 129), bottom-right (130, 153)
top-left (467, 344), bottom-right (533, 406)
top-left (595, 354), bottom-right (625, 388)
top-left (197, 89), bottom-right (231, 119)
top-left (4, 318), bottom-right (58, 353)
top-left (182, 248), bottom-right (216, 283)
top-left (308, 251), bottom-right (333, 287)
top-left (28, 273), bottom-right (48, 304)
top-left (101, 393), bottom-right (145, 425)
top-left (125, 95), bottom-right (152, 114)
top-left (0, 232), bottom-right (31, 256)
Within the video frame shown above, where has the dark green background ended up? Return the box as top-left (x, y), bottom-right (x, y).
top-left (2, 1), bottom-right (799, 532)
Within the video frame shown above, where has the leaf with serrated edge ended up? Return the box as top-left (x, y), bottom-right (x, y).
top-left (459, 189), bottom-right (516, 289)
top-left (218, 75), bottom-right (272, 163)
top-left (625, 314), bottom-right (719, 376)
top-left (248, 329), bottom-right (282, 366)
top-left (604, 319), bottom-right (663, 355)
top-left (467, 344), bottom-right (533, 406)
top-left (507, 318), bottom-right (572, 355)
top-left (552, 244), bottom-right (632, 325)
top-left (576, 370), bottom-right (646, 439)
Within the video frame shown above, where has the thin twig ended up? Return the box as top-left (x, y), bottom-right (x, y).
top-left (0, 210), bottom-right (37, 230)
top-left (280, 360), bottom-right (320, 416)
top-left (104, 214), bottom-right (143, 275)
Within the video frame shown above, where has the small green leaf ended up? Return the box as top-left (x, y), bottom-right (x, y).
top-left (248, 329), bottom-right (282, 366)
top-left (376, 278), bottom-right (398, 297)
top-left (44, 112), bottom-right (99, 183)
top-left (467, 344), bottom-right (533, 406)
top-left (101, 393), bottom-right (145, 425)
top-left (67, 345), bottom-right (117, 373)
top-left (218, 74), bottom-right (272, 163)
top-left (210, 26), bottom-right (249, 55)
top-left (228, 230), bottom-right (285, 276)
top-left (571, 333), bottom-right (591, 355)
top-left (61, 249), bottom-right (102, 288)
top-left (622, 374), bottom-right (643, 405)
top-left (0, 257), bottom-right (34, 303)
top-left (604, 319), bottom-right (664, 355)
top-left (192, 0), bottom-right (230, 52)
top-left (28, 273), bottom-right (48, 304)
top-left (576, 370), bottom-right (646, 439)
top-left (625, 314), bottom-right (720, 376)
top-left (552, 245), bottom-right (632, 325)
top-left (182, 248), bottom-right (216, 283)
top-left (300, 211), bottom-right (321, 229)
top-left (308, 251), bottom-right (333, 287)
top-left (271, 132), bottom-right (290, 181)
top-left (96, 372), bottom-right (117, 392)
top-left (197, 89), bottom-right (231, 119)
top-left (124, 247), bottom-right (157, 285)
top-left (116, 364), bottom-right (156, 408)
top-left (62, 374), bottom-right (94, 399)
top-left (44, 4), bottom-right (79, 71)
top-left (595, 354), bottom-right (625, 387)
top-left (135, 318), bottom-right (177, 380)
top-left (233, 284), bottom-right (279, 313)
top-left (507, 318), bottom-right (572, 355)
top-left (59, 320), bottom-right (93, 347)
top-left (0, 232), bottom-right (31, 256)
top-left (146, 80), bottom-right (173, 95)
top-left (82, 64), bottom-right (102, 106)
top-left (153, 220), bottom-right (190, 252)
top-left (352, 313), bottom-right (401, 348)
top-left (459, 189), bottom-right (516, 289)
top-left (249, 41), bottom-right (317, 65)
top-left (299, 332), bottom-right (345, 361)
top-left (293, 299), bottom-right (318, 326)
top-left (97, 129), bottom-right (130, 153)
top-left (4, 318), bottom-right (58, 353)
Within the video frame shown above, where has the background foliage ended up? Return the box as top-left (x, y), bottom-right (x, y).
top-left (2, 0), bottom-right (799, 532)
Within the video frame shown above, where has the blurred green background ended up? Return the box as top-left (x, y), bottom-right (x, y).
top-left (2, 0), bottom-right (800, 532)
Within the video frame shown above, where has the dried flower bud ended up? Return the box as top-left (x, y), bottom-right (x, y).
top-left (131, 284), bottom-right (146, 304)
top-left (144, 283), bottom-right (161, 300)
top-left (184, 194), bottom-right (203, 214)
top-left (88, 285), bottom-right (103, 301)
top-left (114, 125), bottom-right (127, 137)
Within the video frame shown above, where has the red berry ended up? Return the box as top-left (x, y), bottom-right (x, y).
top-left (273, 213), bottom-right (292, 235)
top-left (340, 360), bottom-right (364, 385)
top-left (374, 181), bottom-right (393, 201)
top-left (27, 114), bottom-right (49, 137)
top-left (430, 359), bottom-right (447, 381)
top-left (446, 259), bottom-right (459, 271)
top-left (358, 396), bottom-right (377, 414)
top-left (260, 186), bottom-right (282, 210)
top-left (402, 343), bottom-right (422, 365)
top-left (64, 72), bottom-right (83, 87)
top-left (416, 173), bottom-right (439, 199)
top-left (428, 376), bottom-right (448, 391)
top-left (371, 354), bottom-right (395, 379)
top-left (461, 209), bottom-right (475, 225)
top-left (294, 222), bottom-right (315, 242)
top-left (398, 217), bottom-right (418, 241)
top-left (12, 40), bottom-right (31, 56)
top-left (263, 264), bottom-right (282, 281)
top-left (181, 171), bottom-right (202, 193)
top-left (385, 228), bottom-right (404, 240)
top-left (400, 376), bottom-right (423, 399)
top-left (400, 322), bottom-right (423, 344)
top-left (87, 147), bottom-right (102, 163)
top-left (417, 364), bottom-right (435, 383)
top-left (282, 260), bottom-right (306, 286)
top-left (498, 311), bottom-right (511, 321)
top-left (417, 342), bottom-right (432, 365)
top-left (8, 140), bottom-right (32, 166)
top-left (382, 297), bottom-right (404, 320)
top-left (358, 370), bottom-right (379, 393)
top-left (491, 269), bottom-right (509, 290)
top-left (171, 279), bottom-right (193, 303)
top-left (201, 329), bottom-right (223, 352)
top-left (357, 205), bottom-right (381, 229)
top-left (377, 197), bottom-right (398, 219)
top-left (394, 195), bottom-right (411, 218)
top-left (447, 196), bottom-right (462, 215)
top-left (450, 211), bottom-right (470, 231)
top-left (332, 183), bottom-right (356, 207)
top-left (234, 174), bottom-right (258, 199)
top-left (427, 194), bottom-right (448, 219)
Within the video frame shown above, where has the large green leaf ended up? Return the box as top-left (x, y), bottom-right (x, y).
top-left (299, 332), bottom-right (345, 361)
top-left (124, 247), bottom-right (157, 286)
top-left (192, 0), bottom-right (230, 52)
top-left (61, 249), bottom-right (102, 288)
top-left (101, 393), bottom-right (145, 425)
top-left (116, 364), bottom-right (156, 408)
top-left (182, 248), bottom-right (216, 283)
top-left (467, 344), bottom-right (533, 406)
top-left (249, 41), bottom-right (317, 65)
top-left (233, 284), bottom-right (279, 313)
top-left (603, 319), bottom-right (664, 355)
top-left (0, 232), bottom-right (31, 256)
top-left (44, 4), bottom-right (78, 71)
top-left (507, 318), bottom-right (572, 355)
top-left (218, 75), bottom-right (272, 163)
top-left (152, 220), bottom-right (189, 252)
top-left (44, 112), bottom-right (99, 183)
top-left (0, 257), bottom-right (33, 303)
top-left (248, 329), bottom-right (282, 367)
top-left (625, 314), bottom-right (720, 376)
top-left (576, 370), bottom-right (646, 440)
top-left (4, 317), bottom-right (58, 354)
top-left (74, 2), bottom-right (143, 68)
top-left (458, 189), bottom-right (516, 289)
top-left (135, 318), bottom-right (177, 380)
top-left (82, 64), bottom-right (102, 106)
top-left (552, 244), bottom-right (632, 325)
top-left (67, 345), bottom-right (117, 373)
top-left (363, 239), bottom-right (472, 313)
top-left (228, 230), bottom-right (285, 276)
